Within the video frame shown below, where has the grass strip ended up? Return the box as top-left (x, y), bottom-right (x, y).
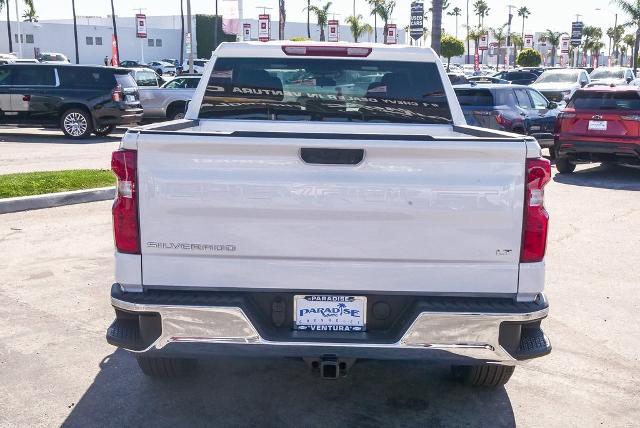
top-left (0, 170), bottom-right (115, 199)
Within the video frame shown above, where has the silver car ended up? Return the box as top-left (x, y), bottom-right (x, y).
top-left (137, 75), bottom-right (200, 121)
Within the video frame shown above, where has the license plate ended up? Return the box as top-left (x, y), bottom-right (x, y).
top-left (529, 125), bottom-right (541, 131)
top-left (294, 295), bottom-right (366, 332)
top-left (588, 120), bottom-right (607, 131)
top-left (125, 94), bottom-right (136, 102)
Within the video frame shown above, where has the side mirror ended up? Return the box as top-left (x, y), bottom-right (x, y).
top-left (580, 81), bottom-right (587, 87)
top-left (548, 101), bottom-right (558, 110)
top-left (627, 77), bottom-right (633, 83)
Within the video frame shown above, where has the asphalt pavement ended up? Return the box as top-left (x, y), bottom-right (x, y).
top-left (0, 163), bottom-right (639, 427)
top-left (0, 128), bottom-right (123, 174)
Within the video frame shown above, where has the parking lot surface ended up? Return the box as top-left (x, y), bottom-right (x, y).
top-left (0, 128), bottom-right (123, 174)
top-left (1, 164), bottom-right (639, 427)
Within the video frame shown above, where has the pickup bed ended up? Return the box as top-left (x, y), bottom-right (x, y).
top-left (107, 42), bottom-right (551, 386)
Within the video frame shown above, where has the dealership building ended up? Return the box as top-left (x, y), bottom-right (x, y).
top-left (0, 15), bottom-right (405, 65)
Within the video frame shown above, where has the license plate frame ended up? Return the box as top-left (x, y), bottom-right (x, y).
top-left (294, 295), bottom-right (367, 332)
top-left (588, 120), bottom-right (607, 131)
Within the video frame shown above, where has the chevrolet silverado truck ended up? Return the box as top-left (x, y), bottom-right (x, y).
top-left (106, 42), bottom-right (552, 386)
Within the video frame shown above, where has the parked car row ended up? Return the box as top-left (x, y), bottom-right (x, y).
top-left (0, 63), bottom-right (143, 139)
top-left (451, 66), bottom-right (640, 173)
top-left (119, 58), bottom-right (208, 76)
top-left (0, 62), bottom-right (204, 139)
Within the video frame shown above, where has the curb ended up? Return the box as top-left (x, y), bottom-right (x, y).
top-left (0, 187), bottom-right (115, 214)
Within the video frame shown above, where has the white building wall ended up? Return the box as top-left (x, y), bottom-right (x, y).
top-left (0, 17), bottom-right (191, 64)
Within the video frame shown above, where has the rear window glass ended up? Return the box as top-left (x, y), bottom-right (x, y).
top-left (198, 57), bottom-right (451, 124)
top-left (115, 73), bottom-right (137, 88)
top-left (134, 71), bottom-right (158, 86)
top-left (455, 89), bottom-right (494, 106)
top-left (568, 90), bottom-right (640, 110)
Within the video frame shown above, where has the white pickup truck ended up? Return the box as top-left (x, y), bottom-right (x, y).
top-left (107, 42), bottom-right (551, 387)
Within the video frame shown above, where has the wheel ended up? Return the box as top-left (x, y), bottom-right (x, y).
top-left (451, 364), bottom-right (515, 387)
top-left (555, 157), bottom-right (576, 174)
top-left (61, 108), bottom-right (93, 139)
top-left (136, 356), bottom-right (197, 378)
top-left (167, 106), bottom-right (186, 121)
top-left (93, 124), bottom-right (116, 137)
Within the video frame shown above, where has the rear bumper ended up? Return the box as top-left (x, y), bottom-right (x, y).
top-left (107, 284), bottom-right (551, 365)
top-left (556, 140), bottom-right (640, 164)
top-left (95, 106), bottom-right (144, 127)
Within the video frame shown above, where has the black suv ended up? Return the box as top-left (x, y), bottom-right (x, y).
top-left (0, 64), bottom-right (143, 139)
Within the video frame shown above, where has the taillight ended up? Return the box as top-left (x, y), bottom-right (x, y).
top-left (111, 149), bottom-right (140, 254)
top-left (281, 45), bottom-right (372, 57)
top-left (495, 113), bottom-right (511, 127)
top-left (521, 158), bottom-right (551, 263)
top-left (112, 84), bottom-right (124, 102)
top-left (554, 111), bottom-right (576, 135)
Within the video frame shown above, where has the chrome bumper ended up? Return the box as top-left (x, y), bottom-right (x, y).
top-left (110, 293), bottom-right (550, 364)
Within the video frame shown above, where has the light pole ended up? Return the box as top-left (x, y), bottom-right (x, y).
top-left (187, 0), bottom-right (193, 73)
top-left (213, 0), bottom-right (218, 51)
top-left (506, 4), bottom-right (514, 68)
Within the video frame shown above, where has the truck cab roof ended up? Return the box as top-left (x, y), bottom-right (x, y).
top-left (213, 41), bottom-right (440, 62)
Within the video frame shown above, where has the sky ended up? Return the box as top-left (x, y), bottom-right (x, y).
top-left (22, 0), bottom-right (627, 45)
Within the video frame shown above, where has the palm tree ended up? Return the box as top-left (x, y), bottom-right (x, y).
top-left (432, 0), bottom-right (443, 54)
top-left (466, 0), bottom-right (470, 63)
top-left (624, 33), bottom-right (636, 65)
top-left (307, 2), bottom-right (332, 41)
top-left (430, 0), bottom-right (450, 13)
top-left (590, 40), bottom-right (606, 66)
top-left (367, 0), bottom-right (383, 43)
top-left (375, 0), bottom-right (396, 44)
top-left (22, 2), bottom-right (37, 22)
top-left (517, 6), bottom-right (530, 40)
top-left (279, 0), bottom-right (286, 40)
top-left (448, 7), bottom-right (462, 38)
top-left (511, 33), bottom-right (523, 64)
top-left (612, 0), bottom-right (640, 72)
top-left (544, 29), bottom-right (567, 66)
top-left (473, 0), bottom-right (489, 27)
top-left (306, 0), bottom-right (311, 38)
top-left (581, 26), bottom-right (602, 67)
top-left (466, 24), bottom-right (484, 68)
top-left (607, 24), bottom-right (625, 62)
top-left (492, 24), bottom-right (507, 69)
top-left (346, 14), bottom-right (373, 42)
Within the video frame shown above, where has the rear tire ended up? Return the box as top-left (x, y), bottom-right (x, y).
top-left (93, 124), bottom-right (116, 137)
top-left (136, 356), bottom-right (197, 378)
top-left (167, 106), bottom-right (186, 121)
top-left (555, 157), bottom-right (576, 174)
top-left (451, 364), bottom-right (515, 387)
top-left (60, 108), bottom-right (93, 139)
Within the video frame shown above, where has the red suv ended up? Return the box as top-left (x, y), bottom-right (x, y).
top-left (554, 87), bottom-right (640, 173)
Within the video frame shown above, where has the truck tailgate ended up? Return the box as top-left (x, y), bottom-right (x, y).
top-left (137, 131), bottom-right (526, 295)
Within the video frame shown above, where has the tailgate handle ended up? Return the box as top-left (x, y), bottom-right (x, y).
top-left (300, 148), bottom-right (364, 165)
